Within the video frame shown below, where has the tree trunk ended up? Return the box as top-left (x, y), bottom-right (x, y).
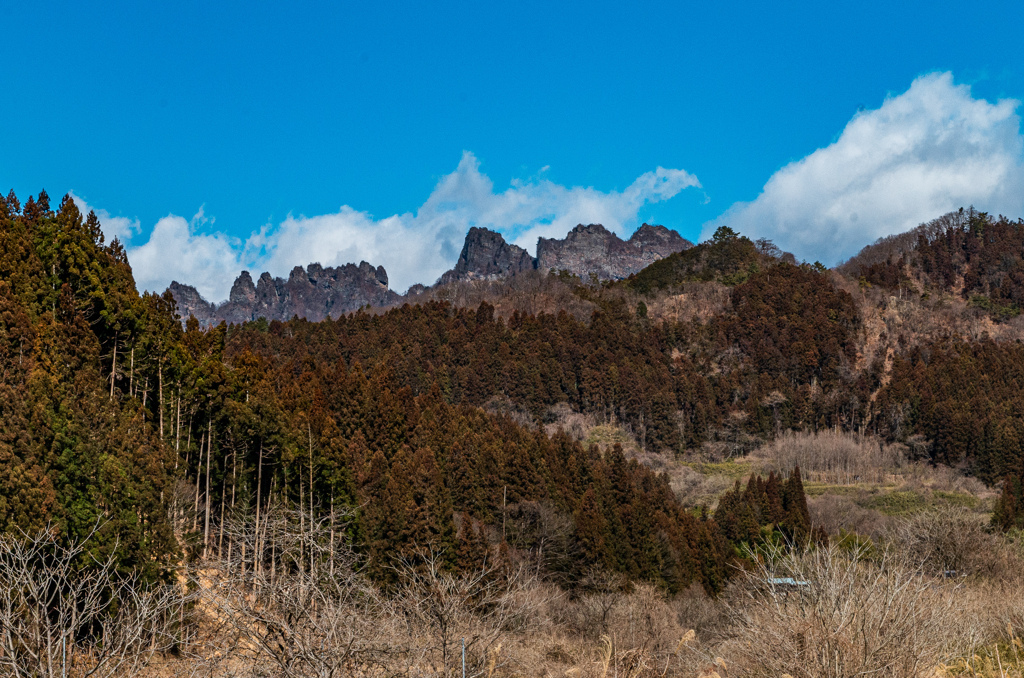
top-left (174, 391), bottom-right (181, 471)
top-left (267, 474), bottom-right (277, 586)
top-left (158, 363), bottom-right (164, 440)
top-left (203, 419), bottom-right (212, 559)
top-left (109, 338), bottom-right (117, 399)
top-left (255, 440), bottom-right (263, 576)
top-left (192, 433), bottom-right (204, 533)
top-left (218, 451), bottom-right (227, 558)
top-left (185, 412), bottom-right (193, 469)
top-left (228, 446), bottom-right (238, 570)
top-left (299, 469), bottom-right (306, 573)
top-left (308, 423), bottom-right (315, 575)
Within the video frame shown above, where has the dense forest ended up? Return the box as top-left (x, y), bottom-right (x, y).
top-left (845, 207), bottom-right (1024, 484)
top-left (2, 189), bottom-right (1024, 594)
top-left (0, 190), bottom-right (816, 592)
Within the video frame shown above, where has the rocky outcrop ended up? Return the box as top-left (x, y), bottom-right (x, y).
top-left (167, 281), bottom-right (218, 326)
top-left (168, 261), bottom-right (400, 326)
top-left (537, 223), bottom-right (693, 280)
top-left (438, 223), bottom-right (692, 285)
top-left (439, 227), bottom-right (535, 284)
top-left (171, 223), bottom-right (692, 325)
top-left (628, 223), bottom-right (696, 261)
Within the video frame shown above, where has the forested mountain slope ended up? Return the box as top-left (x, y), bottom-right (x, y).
top-left (3, 187), bottom-right (1024, 593)
top-left (0, 190), bottom-right (812, 589)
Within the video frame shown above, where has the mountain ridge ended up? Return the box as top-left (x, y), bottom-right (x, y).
top-left (169, 261), bottom-right (399, 325)
top-left (169, 222), bottom-right (693, 325)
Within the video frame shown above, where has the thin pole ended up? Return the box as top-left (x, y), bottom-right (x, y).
top-left (109, 338), bottom-right (116, 399)
top-left (462, 637), bottom-right (466, 678)
top-left (255, 440), bottom-right (264, 576)
top-left (204, 418), bottom-right (212, 558)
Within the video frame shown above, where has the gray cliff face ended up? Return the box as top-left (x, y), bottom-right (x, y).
top-left (439, 227), bottom-right (536, 284)
top-left (536, 223), bottom-right (693, 280)
top-left (168, 261), bottom-right (400, 326)
top-left (166, 281), bottom-right (218, 326)
top-left (627, 223), bottom-right (695, 261)
top-left (438, 223), bottom-right (692, 285)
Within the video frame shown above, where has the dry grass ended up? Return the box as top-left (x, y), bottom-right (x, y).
top-left (136, 537), bottom-right (1024, 678)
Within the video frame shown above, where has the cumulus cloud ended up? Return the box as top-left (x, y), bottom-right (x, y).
top-left (128, 209), bottom-right (245, 301)
top-left (95, 152), bottom-right (700, 301)
top-left (705, 72), bottom-right (1024, 264)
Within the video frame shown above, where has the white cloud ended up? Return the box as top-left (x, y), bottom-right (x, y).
top-left (705, 72), bottom-right (1024, 264)
top-left (128, 210), bottom-right (244, 302)
top-left (101, 152), bottom-right (701, 301)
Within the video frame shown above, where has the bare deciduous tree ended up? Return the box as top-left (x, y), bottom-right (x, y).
top-left (0, 524), bottom-right (183, 678)
top-left (886, 507), bottom-right (1006, 579)
top-left (752, 430), bottom-right (906, 485)
top-left (394, 549), bottom-right (540, 678)
top-left (196, 505), bottom-right (397, 678)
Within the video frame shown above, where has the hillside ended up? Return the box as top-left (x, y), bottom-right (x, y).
top-left (4, 190), bottom-right (1024, 677)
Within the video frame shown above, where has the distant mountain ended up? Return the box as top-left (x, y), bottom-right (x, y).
top-left (168, 223), bottom-right (692, 325)
top-left (438, 227), bottom-right (535, 284)
top-left (537, 223), bottom-right (692, 280)
top-left (439, 223), bottom-right (693, 284)
top-left (168, 261), bottom-right (400, 326)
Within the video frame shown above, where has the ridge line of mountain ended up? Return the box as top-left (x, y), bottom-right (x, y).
top-left (168, 222), bottom-right (693, 325)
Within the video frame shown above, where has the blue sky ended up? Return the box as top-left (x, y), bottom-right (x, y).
top-left (4, 1), bottom-right (1024, 299)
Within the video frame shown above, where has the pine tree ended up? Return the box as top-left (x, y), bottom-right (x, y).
top-left (456, 515), bottom-right (489, 571)
top-left (782, 467), bottom-right (810, 539)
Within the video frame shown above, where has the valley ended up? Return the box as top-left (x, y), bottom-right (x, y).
top-left (2, 192), bottom-right (1024, 677)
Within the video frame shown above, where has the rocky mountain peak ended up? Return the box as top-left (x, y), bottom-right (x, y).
top-left (170, 223), bottom-right (693, 325)
top-left (439, 227), bottom-right (535, 284)
top-left (229, 271), bottom-right (257, 306)
top-left (438, 223), bottom-right (693, 284)
top-left (536, 223), bottom-right (693, 280)
top-left (168, 261), bottom-right (400, 327)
